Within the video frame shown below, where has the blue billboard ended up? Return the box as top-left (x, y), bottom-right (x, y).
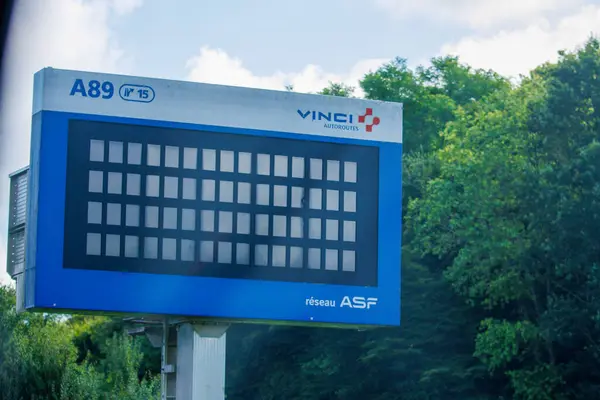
top-left (24, 68), bottom-right (403, 327)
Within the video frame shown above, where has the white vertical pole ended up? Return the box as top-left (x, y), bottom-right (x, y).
top-left (176, 323), bottom-right (228, 400)
top-left (161, 317), bottom-right (169, 400)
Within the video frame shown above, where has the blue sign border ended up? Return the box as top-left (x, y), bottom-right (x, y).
top-left (27, 110), bottom-right (402, 327)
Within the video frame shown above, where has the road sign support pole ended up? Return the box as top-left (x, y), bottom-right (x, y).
top-left (176, 323), bottom-right (229, 400)
top-left (161, 317), bottom-right (169, 400)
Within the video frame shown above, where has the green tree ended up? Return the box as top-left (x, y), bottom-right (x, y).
top-left (0, 285), bottom-right (76, 400)
top-left (61, 334), bottom-right (160, 400)
top-left (70, 315), bottom-right (161, 378)
top-left (360, 56), bottom-right (509, 153)
top-left (318, 82), bottom-right (355, 97)
top-left (0, 285), bottom-right (160, 400)
top-left (407, 38), bottom-right (600, 399)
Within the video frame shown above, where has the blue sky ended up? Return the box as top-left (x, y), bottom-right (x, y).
top-left (110, 0), bottom-right (469, 79)
top-left (1, 0), bottom-right (600, 283)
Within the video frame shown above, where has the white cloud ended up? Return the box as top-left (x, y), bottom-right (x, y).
top-left (376, 0), bottom-right (581, 29)
top-left (440, 4), bottom-right (600, 77)
top-left (109, 0), bottom-right (144, 15)
top-left (0, 0), bottom-right (140, 283)
top-left (185, 46), bottom-right (387, 95)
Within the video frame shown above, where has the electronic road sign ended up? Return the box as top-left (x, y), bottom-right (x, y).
top-left (22, 68), bottom-right (402, 327)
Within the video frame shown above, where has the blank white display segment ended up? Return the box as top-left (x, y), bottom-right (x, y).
top-left (106, 203), bottom-right (121, 226)
top-left (144, 237), bottom-right (158, 259)
top-left (344, 191), bottom-right (356, 212)
top-left (325, 249), bottom-right (338, 270)
top-left (255, 245), bottom-right (268, 266)
top-left (105, 234), bottom-right (120, 256)
top-left (290, 247), bottom-right (303, 268)
top-left (237, 182), bottom-right (251, 204)
top-left (125, 236), bottom-right (138, 258)
top-left (165, 146), bottom-right (179, 168)
top-left (220, 151), bottom-right (234, 172)
top-left (273, 215), bottom-right (287, 237)
top-left (201, 210), bottom-right (215, 232)
top-left (292, 157), bottom-right (304, 178)
top-left (274, 185), bottom-right (287, 207)
top-left (107, 172), bottom-right (122, 194)
top-left (290, 217), bottom-right (303, 238)
top-left (181, 239), bottom-right (195, 261)
top-left (344, 161), bottom-right (357, 183)
top-left (126, 174), bottom-right (140, 195)
top-left (256, 184), bottom-right (269, 205)
top-left (181, 209), bottom-right (196, 231)
top-left (274, 155), bottom-right (288, 177)
top-left (203, 149), bottom-right (216, 171)
top-left (147, 144), bottom-right (160, 166)
top-left (308, 248), bottom-right (320, 269)
top-left (219, 181), bottom-right (234, 203)
top-left (309, 189), bottom-right (322, 210)
top-left (291, 187), bottom-right (303, 208)
top-left (326, 190), bottom-right (339, 211)
top-left (90, 140), bottom-right (104, 162)
top-left (218, 242), bottom-right (232, 263)
top-left (125, 205), bottom-right (139, 227)
top-left (87, 202), bottom-right (102, 224)
top-left (200, 241), bottom-right (214, 262)
top-left (162, 238), bottom-right (177, 260)
top-left (88, 171), bottom-right (103, 193)
top-left (327, 160), bottom-right (340, 181)
top-left (218, 211), bottom-right (233, 233)
top-left (272, 246), bottom-right (286, 267)
top-left (309, 218), bottom-right (321, 239)
top-left (145, 206), bottom-right (159, 228)
top-left (163, 207), bottom-right (177, 229)
top-left (182, 178), bottom-right (196, 200)
top-left (108, 141), bottom-right (123, 163)
top-left (326, 219), bottom-right (339, 241)
top-left (236, 243), bottom-right (250, 264)
top-left (202, 180), bottom-right (215, 201)
top-left (343, 250), bottom-right (356, 271)
top-left (255, 214), bottom-right (269, 235)
top-left (310, 158), bottom-right (322, 180)
top-left (237, 213), bottom-right (250, 234)
top-left (146, 175), bottom-right (160, 197)
top-left (86, 233), bottom-right (101, 255)
top-left (257, 154), bottom-right (270, 175)
top-left (183, 147), bottom-right (197, 169)
top-left (127, 143), bottom-right (142, 165)
top-left (238, 152), bottom-right (251, 173)
top-left (344, 221), bottom-right (356, 242)
top-left (164, 177), bottom-right (178, 199)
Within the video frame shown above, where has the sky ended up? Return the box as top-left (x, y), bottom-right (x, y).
top-left (1, 0), bottom-right (600, 284)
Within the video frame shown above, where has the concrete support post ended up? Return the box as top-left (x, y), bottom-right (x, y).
top-left (176, 323), bottom-right (229, 400)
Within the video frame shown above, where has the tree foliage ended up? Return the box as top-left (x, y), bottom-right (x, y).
top-left (407, 38), bottom-right (600, 399)
top-left (0, 286), bottom-right (159, 400)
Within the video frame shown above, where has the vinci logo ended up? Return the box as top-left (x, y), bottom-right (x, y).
top-left (297, 108), bottom-right (381, 133)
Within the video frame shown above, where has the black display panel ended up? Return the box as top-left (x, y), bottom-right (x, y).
top-left (63, 119), bottom-right (379, 286)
